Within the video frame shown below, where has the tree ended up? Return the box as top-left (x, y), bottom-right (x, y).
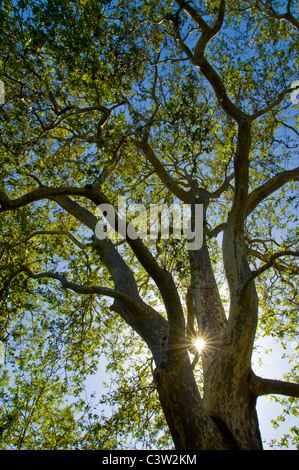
top-left (0, 0), bottom-right (298, 450)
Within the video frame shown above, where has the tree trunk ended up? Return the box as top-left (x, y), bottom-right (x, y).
top-left (154, 352), bottom-right (263, 450)
top-left (153, 352), bottom-right (234, 450)
top-left (203, 355), bottom-right (263, 450)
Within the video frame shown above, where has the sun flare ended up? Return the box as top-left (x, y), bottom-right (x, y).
top-left (194, 337), bottom-right (206, 353)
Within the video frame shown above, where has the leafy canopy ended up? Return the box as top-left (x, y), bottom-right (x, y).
top-left (0, 0), bottom-right (298, 449)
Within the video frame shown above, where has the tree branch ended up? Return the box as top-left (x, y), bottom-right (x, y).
top-left (222, 118), bottom-right (257, 369)
top-left (51, 195), bottom-right (141, 297)
top-left (246, 166), bottom-right (299, 216)
top-left (172, 1), bottom-right (243, 121)
top-left (23, 266), bottom-right (135, 304)
top-left (136, 139), bottom-right (194, 203)
top-left (88, 183), bottom-right (186, 351)
top-left (50, 195), bottom-right (171, 364)
top-left (44, 100), bottom-right (113, 132)
top-left (250, 85), bottom-right (295, 121)
top-left (250, 372), bottom-right (299, 398)
top-left (27, 229), bottom-right (93, 275)
top-left (229, 117), bottom-right (252, 226)
top-left (255, 0), bottom-right (299, 32)
top-left (0, 185), bottom-right (88, 213)
top-left (247, 247), bottom-right (299, 275)
top-left (175, 0), bottom-right (225, 40)
top-left (174, 0), bottom-right (208, 30)
top-left (241, 250), bottom-right (299, 295)
top-left (23, 265), bottom-right (169, 364)
top-left (207, 222), bottom-right (225, 239)
top-left (27, 230), bottom-right (87, 250)
top-left (210, 173), bottom-right (234, 199)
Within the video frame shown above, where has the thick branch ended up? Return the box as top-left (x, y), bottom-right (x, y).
top-left (50, 195), bottom-right (175, 363)
top-left (88, 183), bottom-right (186, 350)
top-left (250, 373), bottom-right (299, 398)
top-left (246, 167), bottom-right (299, 216)
top-left (0, 185), bottom-right (87, 213)
top-left (222, 121), bottom-right (258, 366)
top-left (210, 173), bottom-right (234, 199)
top-left (51, 195), bottom-right (140, 299)
top-left (136, 140), bottom-right (194, 203)
top-left (175, 0), bottom-right (225, 41)
top-left (174, 0), bottom-right (209, 30)
top-left (188, 243), bottom-right (227, 371)
top-left (229, 118), bottom-right (252, 226)
top-left (196, 55), bottom-right (245, 121)
top-left (207, 222), bottom-right (225, 239)
top-left (23, 265), bottom-right (168, 364)
top-left (172, 1), bottom-right (243, 121)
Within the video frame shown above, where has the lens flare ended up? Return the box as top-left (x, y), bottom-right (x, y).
top-left (194, 337), bottom-right (205, 353)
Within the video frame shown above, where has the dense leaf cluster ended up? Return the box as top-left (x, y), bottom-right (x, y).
top-left (0, 0), bottom-right (298, 449)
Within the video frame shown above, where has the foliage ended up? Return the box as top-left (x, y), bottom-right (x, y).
top-left (0, 0), bottom-right (298, 449)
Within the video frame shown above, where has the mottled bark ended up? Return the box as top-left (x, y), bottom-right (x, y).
top-left (153, 350), bottom-right (234, 450)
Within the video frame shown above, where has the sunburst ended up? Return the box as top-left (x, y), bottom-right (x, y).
top-left (194, 337), bottom-right (206, 353)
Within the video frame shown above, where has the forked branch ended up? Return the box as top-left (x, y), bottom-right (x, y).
top-left (240, 250), bottom-right (299, 296)
top-left (172, 0), bottom-right (243, 121)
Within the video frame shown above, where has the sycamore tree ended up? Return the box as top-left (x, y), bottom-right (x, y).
top-left (0, 0), bottom-right (299, 450)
